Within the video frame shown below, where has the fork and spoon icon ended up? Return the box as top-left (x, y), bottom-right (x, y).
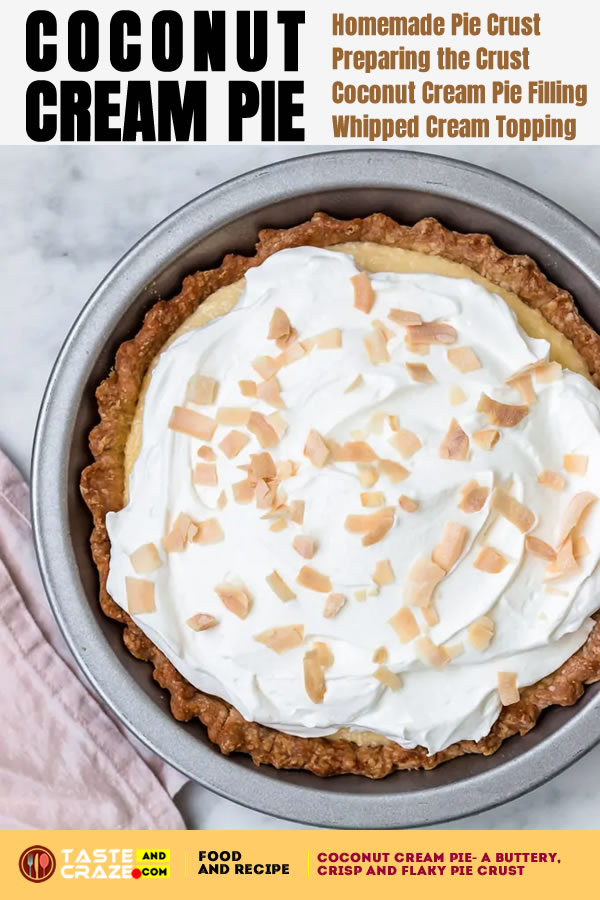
top-left (26, 851), bottom-right (50, 879)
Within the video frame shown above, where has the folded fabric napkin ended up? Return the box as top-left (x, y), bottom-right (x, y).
top-left (0, 449), bottom-right (186, 829)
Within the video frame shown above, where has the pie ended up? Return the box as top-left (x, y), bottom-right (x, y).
top-left (80, 212), bottom-right (600, 778)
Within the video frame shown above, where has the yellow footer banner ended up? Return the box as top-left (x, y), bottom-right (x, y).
top-left (0, 830), bottom-right (588, 898)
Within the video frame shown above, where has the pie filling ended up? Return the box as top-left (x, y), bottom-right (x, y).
top-left (106, 244), bottom-right (600, 755)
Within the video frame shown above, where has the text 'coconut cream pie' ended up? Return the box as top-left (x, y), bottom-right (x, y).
top-left (81, 213), bottom-right (600, 778)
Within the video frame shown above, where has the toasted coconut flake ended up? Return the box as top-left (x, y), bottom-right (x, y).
top-left (323, 592), bottom-right (346, 618)
top-left (252, 355), bottom-right (280, 380)
top-left (215, 582), bottom-right (251, 618)
top-left (389, 606), bottom-right (419, 642)
top-left (449, 385), bottom-right (467, 406)
top-left (498, 671), bottom-right (520, 705)
top-left (192, 518), bottom-right (224, 545)
top-left (277, 341), bottom-right (306, 368)
top-left (564, 454), bottom-right (588, 476)
top-left (335, 440), bottom-right (378, 463)
top-left (249, 452), bottom-right (277, 482)
top-left (163, 513), bottom-right (194, 553)
top-left (373, 559), bottom-right (395, 586)
top-left (545, 536), bottom-right (579, 580)
top-left (399, 495), bottom-right (419, 513)
top-left (193, 463), bottom-right (218, 487)
top-left (506, 373), bottom-right (536, 405)
top-left (525, 535), bottom-right (556, 562)
top-left (186, 374), bottom-right (218, 405)
top-left (352, 271), bottom-right (375, 314)
top-left (130, 542), bottom-right (161, 574)
top-left (459, 480), bottom-right (490, 513)
top-left (473, 429), bottom-right (500, 451)
top-left (219, 430), bottom-right (250, 460)
top-left (289, 500), bottom-right (305, 525)
top-left (447, 346), bottom-right (481, 373)
top-left (275, 328), bottom-right (298, 350)
top-left (313, 641), bottom-right (334, 669)
top-left (344, 374), bottom-right (363, 393)
top-left (357, 464), bottom-right (379, 488)
top-left (232, 479), bottom-right (255, 504)
top-left (169, 406), bottom-right (216, 441)
top-left (407, 341), bottom-right (430, 356)
top-left (216, 490), bottom-right (227, 510)
top-left (186, 612), bottom-right (218, 632)
top-left (538, 469), bottom-right (566, 491)
top-left (368, 411), bottom-right (386, 435)
top-left (269, 518), bottom-right (287, 533)
top-left (315, 328), bottom-right (342, 349)
top-left (406, 362), bottom-right (435, 383)
top-left (266, 570), bottom-right (296, 603)
top-left (404, 557), bottom-right (445, 608)
top-left (293, 535), bottom-right (317, 560)
top-left (303, 429), bottom-right (330, 468)
top-left (406, 322), bottom-right (457, 345)
top-left (388, 308), bottom-right (422, 326)
top-left (374, 666), bottom-right (402, 690)
top-left (361, 491), bottom-right (385, 508)
top-left (545, 586), bottom-right (569, 596)
top-left (125, 577), bottom-right (156, 615)
top-left (247, 412), bottom-right (279, 448)
top-left (573, 535), bottom-right (590, 560)
top-left (371, 319), bottom-right (395, 341)
top-left (373, 646), bottom-right (388, 664)
top-left (491, 488), bottom-right (535, 533)
top-left (256, 376), bottom-right (284, 409)
top-left (376, 459), bottom-right (409, 485)
top-left (477, 393), bottom-right (528, 428)
top-left (474, 546), bottom-right (507, 574)
top-left (197, 445), bottom-right (217, 461)
top-left (238, 379), bottom-right (257, 398)
top-left (297, 565), bottom-right (332, 593)
top-left (432, 522), bottom-right (468, 573)
top-left (277, 459), bottom-right (298, 479)
top-left (268, 307), bottom-right (291, 341)
top-left (557, 492), bottom-right (597, 546)
top-left (304, 650), bottom-right (326, 703)
top-left (389, 429), bottom-right (421, 458)
top-left (255, 624), bottom-right (304, 653)
top-left (364, 329), bottom-right (390, 365)
top-left (422, 604), bottom-right (439, 627)
top-left (345, 508), bottom-right (392, 533)
top-left (445, 642), bottom-right (464, 660)
top-left (269, 410), bottom-right (289, 438)
top-left (255, 478), bottom-right (278, 510)
top-left (468, 616), bottom-right (495, 651)
top-left (216, 407), bottom-right (250, 427)
top-left (439, 418), bottom-right (469, 461)
top-left (354, 589), bottom-right (367, 603)
top-left (361, 508), bottom-right (395, 546)
top-left (416, 637), bottom-right (450, 670)
top-left (534, 361), bottom-right (562, 383)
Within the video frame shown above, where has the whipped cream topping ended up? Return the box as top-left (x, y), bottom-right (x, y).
top-left (106, 246), bottom-right (600, 754)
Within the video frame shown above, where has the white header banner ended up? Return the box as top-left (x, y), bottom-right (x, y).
top-left (0, 0), bottom-right (598, 145)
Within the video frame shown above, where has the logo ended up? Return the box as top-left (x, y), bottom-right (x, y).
top-left (18, 846), bottom-right (56, 883)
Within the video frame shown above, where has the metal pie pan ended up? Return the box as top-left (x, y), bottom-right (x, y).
top-left (32, 150), bottom-right (600, 829)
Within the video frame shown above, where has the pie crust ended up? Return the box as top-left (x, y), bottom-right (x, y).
top-left (80, 213), bottom-right (600, 778)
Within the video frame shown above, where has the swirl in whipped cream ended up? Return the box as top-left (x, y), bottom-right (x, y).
top-left (106, 246), bottom-right (600, 754)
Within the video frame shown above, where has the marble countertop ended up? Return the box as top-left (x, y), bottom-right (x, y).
top-left (2, 145), bottom-right (599, 830)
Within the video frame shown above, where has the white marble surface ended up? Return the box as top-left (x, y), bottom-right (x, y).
top-left (2, 145), bottom-right (599, 830)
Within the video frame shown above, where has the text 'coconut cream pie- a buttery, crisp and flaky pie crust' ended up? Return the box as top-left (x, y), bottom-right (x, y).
top-left (80, 213), bottom-right (600, 778)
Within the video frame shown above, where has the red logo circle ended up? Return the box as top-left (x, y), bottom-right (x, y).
top-left (132, 868), bottom-right (142, 879)
top-left (18, 846), bottom-right (56, 883)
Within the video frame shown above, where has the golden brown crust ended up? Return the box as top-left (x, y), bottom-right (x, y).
top-left (80, 212), bottom-right (600, 778)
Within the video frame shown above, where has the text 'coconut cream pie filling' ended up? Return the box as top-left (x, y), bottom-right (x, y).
top-left (105, 244), bottom-right (600, 755)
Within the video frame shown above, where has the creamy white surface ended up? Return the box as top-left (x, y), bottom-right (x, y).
top-left (106, 246), bottom-right (600, 754)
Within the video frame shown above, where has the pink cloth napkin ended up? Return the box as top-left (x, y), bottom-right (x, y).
top-left (0, 449), bottom-right (187, 829)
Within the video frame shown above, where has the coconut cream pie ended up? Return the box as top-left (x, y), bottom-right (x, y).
top-left (81, 213), bottom-right (600, 777)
